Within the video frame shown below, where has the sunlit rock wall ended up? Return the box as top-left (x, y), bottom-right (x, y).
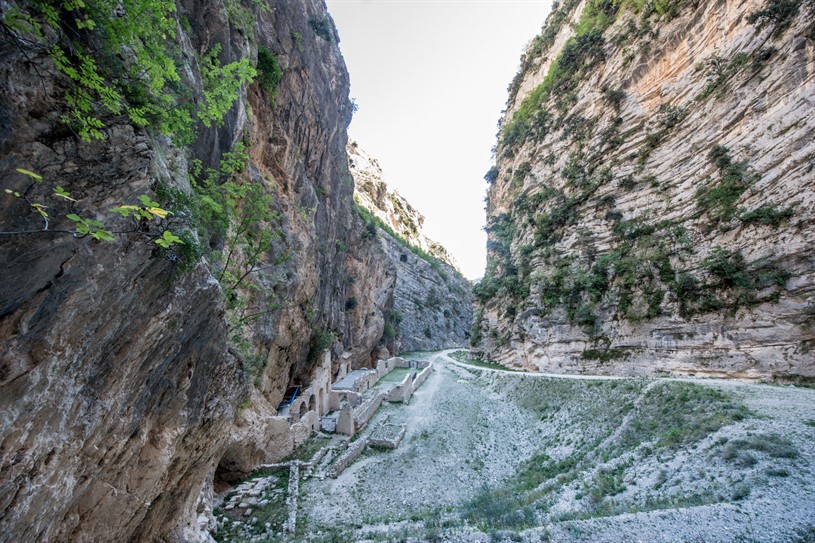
top-left (475, 0), bottom-right (815, 380)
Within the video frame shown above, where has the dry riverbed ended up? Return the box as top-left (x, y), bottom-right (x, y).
top-left (217, 350), bottom-right (815, 543)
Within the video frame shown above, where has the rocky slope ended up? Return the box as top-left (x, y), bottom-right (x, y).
top-left (0, 1), bottom-right (409, 541)
top-left (349, 142), bottom-right (473, 352)
top-left (474, 0), bottom-right (815, 379)
top-left (348, 140), bottom-right (459, 268)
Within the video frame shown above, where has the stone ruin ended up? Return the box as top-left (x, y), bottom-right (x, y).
top-left (213, 353), bottom-right (434, 539)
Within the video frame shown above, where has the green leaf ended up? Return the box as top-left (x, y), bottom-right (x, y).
top-left (92, 230), bottom-right (114, 241)
top-left (155, 229), bottom-right (183, 248)
top-left (16, 168), bottom-right (42, 181)
top-left (53, 186), bottom-right (77, 201)
top-left (66, 213), bottom-right (82, 222)
top-left (138, 194), bottom-right (160, 208)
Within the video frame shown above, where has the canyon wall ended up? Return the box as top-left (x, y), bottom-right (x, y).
top-left (349, 142), bottom-right (473, 352)
top-left (474, 0), bottom-right (815, 380)
top-left (0, 0), bottom-right (405, 541)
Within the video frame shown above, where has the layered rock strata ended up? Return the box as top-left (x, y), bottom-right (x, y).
top-left (474, 0), bottom-right (815, 379)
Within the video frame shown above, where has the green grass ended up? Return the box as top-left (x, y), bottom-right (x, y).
top-left (448, 350), bottom-right (516, 371)
top-left (374, 367), bottom-right (414, 386)
top-left (458, 379), bottom-right (751, 530)
top-left (285, 435), bottom-right (326, 463)
top-left (722, 433), bottom-right (799, 463)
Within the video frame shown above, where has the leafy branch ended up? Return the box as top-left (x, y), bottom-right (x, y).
top-left (2, 167), bottom-right (182, 246)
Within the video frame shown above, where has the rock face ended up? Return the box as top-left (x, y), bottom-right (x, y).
top-left (474, 0), bottom-right (815, 379)
top-left (382, 230), bottom-right (473, 352)
top-left (349, 142), bottom-right (473, 352)
top-left (348, 140), bottom-right (459, 268)
top-left (0, 0), bottom-right (401, 541)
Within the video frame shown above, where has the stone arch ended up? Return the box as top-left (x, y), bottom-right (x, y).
top-left (292, 400), bottom-right (305, 421)
top-left (308, 394), bottom-right (316, 413)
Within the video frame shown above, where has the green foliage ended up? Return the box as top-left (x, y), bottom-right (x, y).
top-left (470, 309), bottom-right (484, 347)
top-left (722, 433), bottom-right (799, 463)
top-left (573, 0), bottom-right (619, 35)
top-left (574, 303), bottom-right (597, 326)
top-left (691, 247), bottom-right (790, 313)
top-left (738, 205), bottom-right (793, 227)
top-left (747, 0), bottom-right (810, 36)
top-left (601, 87), bottom-right (626, 110)
top-left (3, 168), bottom-right (181, 244)
top-left (702, 248), bottom-right (752, 290)
top-left (620, 382), bottom-right (749, 450)
top-left (291, 31), bottom-right (303, 50)
top-left (1, 0), bottom-right (258, 142)
top-left (696, 144), bottom-right (751, 224)
top-left (66, 214), bottom-right (114, 240)
top-left (462, 484), bottom-right (535, 531)
top-left (199, 45), bottom-right (256, 128)
top-left (508, 0), bottom-right (582, 97)
top-left (473, 272), bottom-right (501, 303)
top-left (502, 0), bottom-right (613, 151)
top-left (484, 165), bottom-right (499, 184)
top-left (257, 47), bottom-right (284, 96)
top-left (189, 144), bottom-right (280, 296)
top-left (697, 52), bottom-right (750, 101)
top-left (582, 347), bottom-right (628, 361)
top-left (309, 16), bottom-right (335, 42)
top-left (589, 465), bottom-right (626, 502)
top-left (307, 328), bottom-right (335, 363)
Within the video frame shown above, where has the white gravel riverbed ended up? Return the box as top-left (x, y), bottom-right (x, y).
top-left (294, 350), bottom-right (815, 543)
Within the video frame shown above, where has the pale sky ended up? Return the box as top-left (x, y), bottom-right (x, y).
top-left (326, 0), bottom-right (553, 280)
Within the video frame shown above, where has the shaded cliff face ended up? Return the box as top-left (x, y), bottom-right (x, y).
top-left (475, 0), bottom-right (815, 379)
top-left (0, 0), bottom-right (385, 541)
top-left (348, 142), bottom-right (474, 352)
top-left (383, 231), bottom-right (473, 352)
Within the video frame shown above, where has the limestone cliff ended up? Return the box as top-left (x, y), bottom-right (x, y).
top-left (348, 142), bottom-right (473, 352)
top-left (348, 140), bottom-right (459, 269)
top-left (0, 1), bottom-right (391, 541)
top-left (474, 0), bottom-right (815, 380)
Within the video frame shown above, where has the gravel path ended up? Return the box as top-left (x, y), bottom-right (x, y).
top-left (297, 350), bottom-right (815, 543)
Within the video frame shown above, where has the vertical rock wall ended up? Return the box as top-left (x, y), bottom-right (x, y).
top-left (475, 0), bottom-right (815, 379)
top-left (348, 142), bottom-right (474, 352)
top-left (0, 0), bottom-right (394, 541)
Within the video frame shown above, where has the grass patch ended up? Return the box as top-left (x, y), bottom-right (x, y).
top-left (722, 433), bottom-right (799, 464)
top-left (214, 466), bottom-right (290, 542)
top-left (462, 379), bottom-right (751, 528)
top-left (285, 435), bottom-right (326, 463)
top-left (449, 350), bottom-right (516, 371)
top-left (620, 382), bottom-right (750, 449)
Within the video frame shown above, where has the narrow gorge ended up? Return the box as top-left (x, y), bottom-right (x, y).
top-left (0, 0), bottom-right (813, 542)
